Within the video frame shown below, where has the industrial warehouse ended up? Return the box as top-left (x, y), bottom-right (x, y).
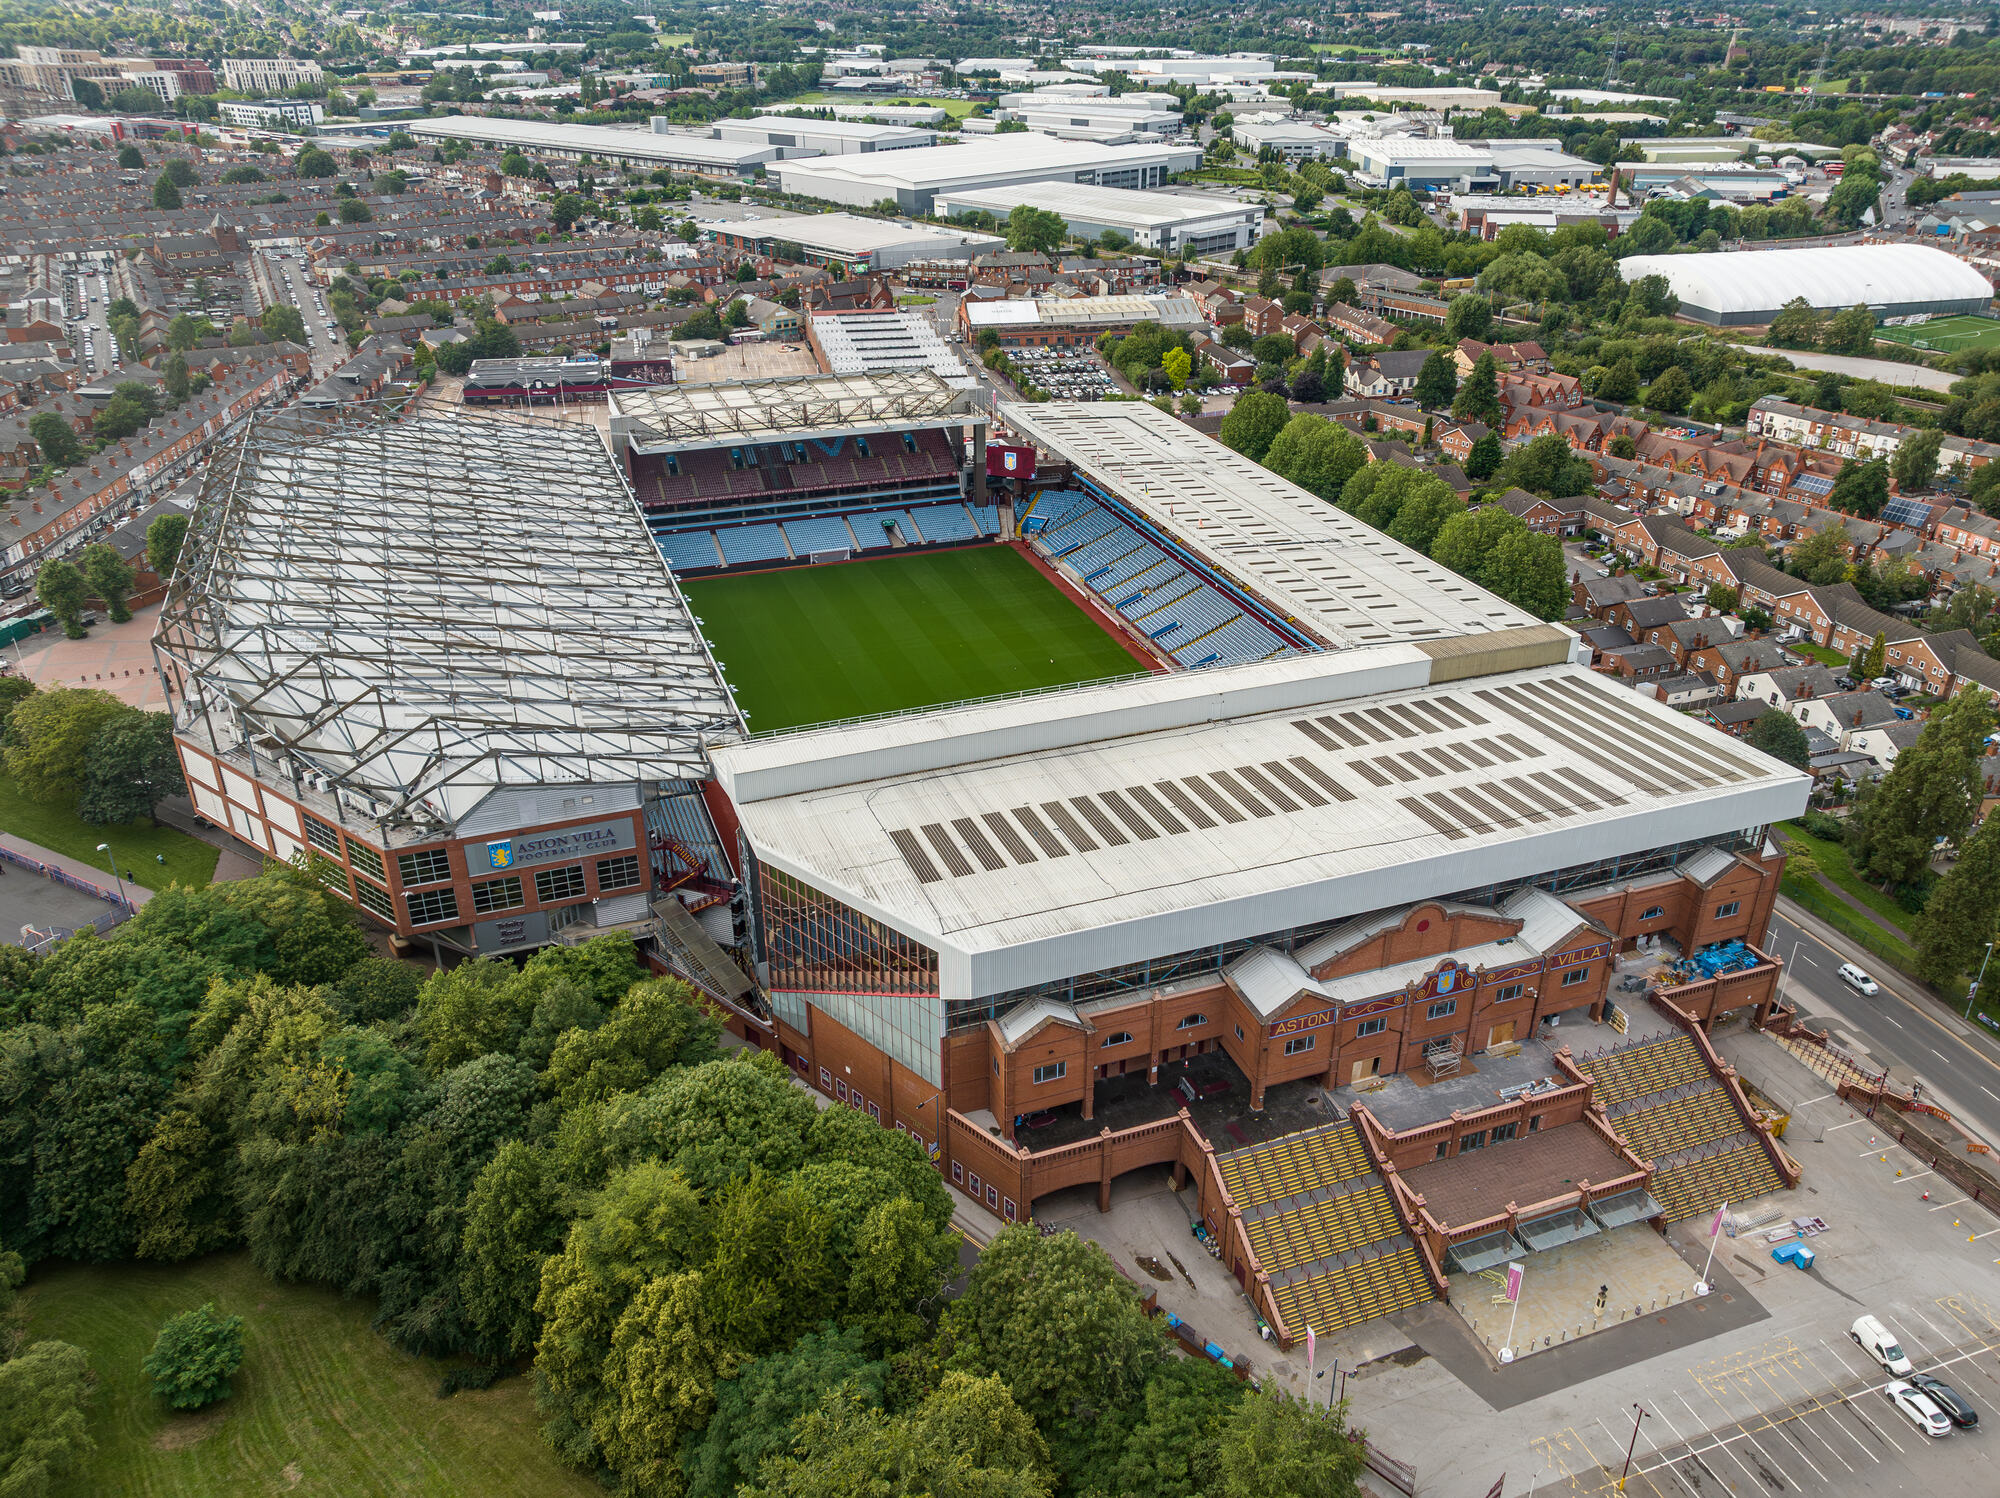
top-left (769, 131), bottom-right (1205, 212)
top-left (164, 393), bottom-right (1810, 1348)
top-left (1617, 242), bottom-right (1999, 325)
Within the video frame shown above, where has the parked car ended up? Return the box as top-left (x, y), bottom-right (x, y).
top-left (1885, 1380), bottom-right (1953, 1438)
top-left (1908, 1372), bottom-right (1978, 1427)
top-left (1853, 1313), bottom-right (1914, 1374)
top-left (1838, 963), bottom-right (1880, 997)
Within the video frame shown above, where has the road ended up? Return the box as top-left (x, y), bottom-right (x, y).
top-left (1765, 903), bottom-right (2000, 1147)
top-left (257, 249), bottom-right (347, 376)
top-left (60, 253), bottom-right (117, 381)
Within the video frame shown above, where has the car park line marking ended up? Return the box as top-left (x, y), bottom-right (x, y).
top-left (1629, 1407), bottom-right (1703, 1498)
top-left (1972, 1227), bottom-right (2000, 1240)
top-left (1744, 1374), bottom-right (1831, 1485)
top-left (1927, 1196), bottom-right (1971, 1212)
top-left (1826, 1117), bottom-right (1869, 1131)
top-left (1897, 1169), bottom-right (1936, 1185)
top-left (1798, 1091), bottom-right (1836, 1105)
top-left (1674, 1392), bottom-right (1765, 1492)
top-left (1845, 1393), bottom-right (1907, 1454)
top-left (1565, 1425), bottom-right (1605, 1469)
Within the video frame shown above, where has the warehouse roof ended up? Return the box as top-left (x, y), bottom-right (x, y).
top-left (403, 115), bottom-right (776, 168)
top-left (937, 180), bottom-right (1254, 228)
top-left (1617, 244), bottom-right (1996, 318)
top-left (772, 132), bottom-right (1202, 194)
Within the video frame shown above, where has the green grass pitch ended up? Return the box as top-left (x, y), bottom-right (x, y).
top-left (683, 546), bottom-right (1144, 733)
top-left (1873, 313), bottom-right (2000, 351)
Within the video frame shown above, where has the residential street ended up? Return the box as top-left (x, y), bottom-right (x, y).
top-left (1765, 899), bottom-right (2000, 1149)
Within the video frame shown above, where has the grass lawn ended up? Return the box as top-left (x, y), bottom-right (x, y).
top-left (18, 1254), bottom-right (595, 1498)
top-left (792, 92), bottom-right (982, 120)
top-left (0, 773), bottom-right (218, 890)
top-left (683, 546), bottom-right (1142, 733)
top-left (1789, 640), bottom-right (1849, 669)
top-left (1873, 314), bottom-right (2000, 353)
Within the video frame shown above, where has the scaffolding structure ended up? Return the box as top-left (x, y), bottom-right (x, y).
top-left (611, 369), bottom-right (978, 453)
top-left (155, 407), bottom-right (743, 836)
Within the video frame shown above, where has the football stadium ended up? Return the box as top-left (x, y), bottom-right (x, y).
top-left (168, 385), bottom-right (1814, 1349)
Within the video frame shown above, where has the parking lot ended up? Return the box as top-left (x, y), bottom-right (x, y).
top-left (1010, 348), bottom-right (1121, 399)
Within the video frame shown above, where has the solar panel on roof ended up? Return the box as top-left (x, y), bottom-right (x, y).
top-left (1882, 496), bottom-right (1932, 527)
top-left (1790, 473), bottom-right (1835, 496)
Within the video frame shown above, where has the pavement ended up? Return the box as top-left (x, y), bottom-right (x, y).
top-left (4, 603), bottom-right (166, 708)
top-left (1759, 347), bottom-right (1959, 392)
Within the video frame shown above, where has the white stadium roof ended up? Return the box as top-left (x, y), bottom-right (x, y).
top-left (1003, 400), bottom-right (1534, 648)
top-left (711, 645), bottom-right (1806, 1001)
top-left (157, 415), bottom-right (740, 832)
top-left (1617, 243), bottom-right (1996, 321)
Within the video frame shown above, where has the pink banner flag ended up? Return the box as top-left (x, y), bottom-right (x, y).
top-left (1710, 1202), bottom-right (1729, 1239)
top-left (1505, 1262), bottom-right (1524, 1303)
top-left (1306, 1325), bottom-right (1317, 1376)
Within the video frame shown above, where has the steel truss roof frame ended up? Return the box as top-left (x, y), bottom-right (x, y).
top-left (611, 369), bottom-right (974, 448)
top-left (156, 406), bottom-right (742, 833)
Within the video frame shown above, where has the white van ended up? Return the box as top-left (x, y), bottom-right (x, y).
top-left (1853, 1314), bottom-right (1914, 1376)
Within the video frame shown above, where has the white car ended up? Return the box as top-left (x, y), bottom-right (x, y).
top-left (1838, 962), bottom-right (1880, 996)
top-left (1886, 1381), bottom-right (1953, 1438)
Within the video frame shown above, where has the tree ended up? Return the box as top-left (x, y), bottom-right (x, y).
top-left (1161, 347), bottom-right (1192, 391)
top-left (260, 303), bottom-right (306, 344)
top-left (1327, 277), bottom-right (1357, 308)
top-left (936, 1226), bottom-right (1163, 1427)
top-left (1746, 709), bottom-right (1810, 770)
top-left (683, 1326), bottom-right (890, 1498)
top-left (77, 710), bottom-right (185, 825)
top-left (34, 560), bottom-right (90, 639)
top-left (1821, 303), bottom-right (1877, 356)
top-left (1595, 358), bottom-right (1640, 403)
top-left (117, 144), bottom-right (144, 169)
top-left (1645, 364), bottom-right (1693, 415)
top-left (1464, 430), bottom-right (1504, 481)
top-left (1215, 1385), bottom-right (1367, 1498)
top-left (28, 412), bottom-right (82, 469)
top-left (162, 159), bottom-right (197, 188)
top-left (0, 1340), bottom-right (95, 1495)
top-left (1497, 432), bottom-right (1595, 499)
top-left (1217, 391), bottom-right (1292, 465)
top-left (4, 687), bottom-right (128, 804)
top-left (143, 1302), bottom-right (245, 1410)
top-left (163, 351), bottom-right (191, 404)
top-left (551, 192), bottom-right (589, 232)
top-left (744, 1375), bottom-right (1051, 1498)
top-left (1706, 583), bottom-right (1740, 613)
top-left (1847, 688), bottom-right (1997, 886)
top-left (1767, 297), bottom-right (1824, 350)
top-left (1915, 807), bottom-right (2000, 984)
top-left (1430, 504), bottom-right (1567, 619)
top-left (1790, 521), bottom-right (1854, 585)
top-left (1892, 429), bottom-right (1946, 494)
top-left (152, 173), bottom-right (182, 211)
top-left (1861, 630), bottom-right (1888, 681)
top-left (1004, 203), bottom-right (1066, 256)
top-left (295, 146), bottom-right (337, 178)
top-left (79, 542), bottom-right (135, 623)
top-left (1451, 351), bottom-right (1501, 425)
top-left (338, 197), bottom-right (373, 223)
top-left (146, 513), bottom-right (190, 579)
top-left (1443, 292), bottom-right (1493, 342)
top-left (1413, 350), bottom-right (1457, 409)
top-left (1260, 415), bottom-right (1368, 501)
top-left (1829, 457), bottom-right (1892, 519)
top-left (71, 77), bottom-right (103, 110)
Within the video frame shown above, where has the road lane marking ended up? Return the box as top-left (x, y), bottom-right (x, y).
top-left (1883, 1015), bottom-right (1904, 1027)
top-left (1933, 1048), bottom-right (1951, 1060)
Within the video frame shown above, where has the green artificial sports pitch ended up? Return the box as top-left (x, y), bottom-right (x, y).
top-left (1872, 313), bottom-right (2000, 352)
top-left (682, 546), bottom-right (1145, 733)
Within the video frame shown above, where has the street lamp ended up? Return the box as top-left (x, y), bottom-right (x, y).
top-left (1965, 940), bottom-right (1996, 1020)
top-left (1617, 1405), bottom-right (1648, 1492)
top-left (95, 841), bottom-right (132, 912)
